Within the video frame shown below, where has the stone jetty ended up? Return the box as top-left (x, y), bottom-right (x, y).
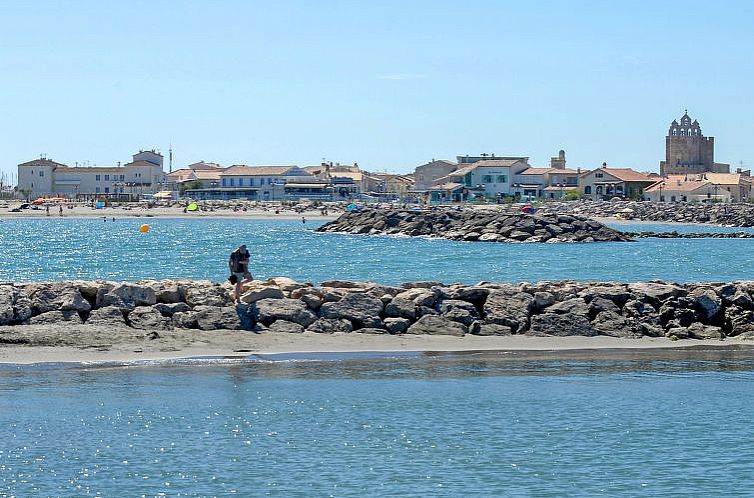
top-left (536, 200), bottom-right (754, 227)
top-left (626, 231), bottom-right (754, 239)
top-left (316, 209), bottom-right (630, 243)
top-left (3, 278), bottom-right (754, 341)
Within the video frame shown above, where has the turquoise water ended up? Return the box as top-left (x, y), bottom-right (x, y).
top-left (0, 218), bottom-right (753, 284)
top-left (2, 349), bottom-right (754, 496)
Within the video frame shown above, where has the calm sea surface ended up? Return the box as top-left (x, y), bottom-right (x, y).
top-left (0, 217), bottom-right (753, 284)
top-left (2, 348), bottom-right (754, 496)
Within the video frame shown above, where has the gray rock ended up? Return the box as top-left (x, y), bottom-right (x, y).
top-left (689, 287), bottom-right (721, 321)
top-left (729, 290), bottom-right (754, 309)
top-left (725, 305), bottom-right (754, 337)
top-left (384, 297), bottom-right (416, 320)
top-left (529, 313), bottom-right (597, 337)
top-left (239, 286), bottom-right (285, 304)
top-left (307, 318), bottom-right (353, 334)
top-left (384, 317), bottom-right (411, 334)
top-left (254, 298), bottom-right (317, 327)
top-left (533, 292), bottom-right (555, 309)
top-left (268, 320), bottom-right (305, 333)
top-left (441, 308), bottom-right (477, 326)
top-left (30, 284), bottom-right (91, 314)
top-left (172, 311), bottom-right (199, 329)
top-left (687, 322), bottom-right (723, 340)
top-left (406, 315), bottom-right (467, 336)
top-left (394, 288), bottom-right (439, 307)
top-left (591, 311), bottom-right (640, 338)
top-left (29, 310), bottom-right (83, 325)
top-left (128, 307), bottom-right (171, 330)
top-left (588, 297), bottom-right (621, 317)
top-left (582, 285), bottom-right (631, 305)
top-left (319, 294), bottom-right (384, 327)
top-left (96, 283), bottom-right (156, 310)
top-left (183, 282), bottom-right (233, 308)
top-left (449, 286), bottom-right (489, 303)
top-left (0, 286), bottom-right (17, 325)
top-left (483, 290), bottom-right (534, 333)
top-left (86, 306), bottom-right (127, 325)
top-left (628, 282), bottom-right (686, 303)
top-left (546, 298), bottom-right (589, 317)
top-left (194, 305), bottom-right (241, 330)
top-left (153, 302), bottom-right (191, 316)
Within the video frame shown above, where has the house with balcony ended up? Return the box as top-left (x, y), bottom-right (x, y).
top-left (579, 165), bottom-right (656, 200)
top-left (185, 165), bottom-right (328, 200)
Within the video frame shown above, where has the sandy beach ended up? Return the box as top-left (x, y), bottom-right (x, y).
top-left (1, 323), bottom-right (751, 365)
top-left (0, 202), bottom-right (343, 220)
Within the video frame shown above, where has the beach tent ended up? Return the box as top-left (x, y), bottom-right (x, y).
top-left (31, 198), bottom-right (46, 205)
top-left (186, 203), bottom-right (199, 211)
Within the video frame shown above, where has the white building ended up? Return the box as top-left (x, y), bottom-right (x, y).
top-left (187, 165), bottom-right (328, 200)
top-left (17, 150), bottom-right (166, 199)
top-left (445, 158), bottom-right (530, 198)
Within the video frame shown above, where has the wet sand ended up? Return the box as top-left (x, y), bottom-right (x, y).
top-left (0, 323), bottom-right (750, 365)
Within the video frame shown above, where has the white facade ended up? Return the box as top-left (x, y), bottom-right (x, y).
top-left (447, 159), bottom-right (530, 197)
top-left (17, 150), bottom-right (166, 198)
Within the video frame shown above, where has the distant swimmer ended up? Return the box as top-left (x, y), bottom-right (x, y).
top-left (302, 216), bottom-right (306, 224)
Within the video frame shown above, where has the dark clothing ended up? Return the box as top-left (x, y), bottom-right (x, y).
top-left (229, 249), bottom-right (250, 273)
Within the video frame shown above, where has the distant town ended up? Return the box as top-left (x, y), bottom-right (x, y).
top-left (7, 112), bottom-right (752, 204)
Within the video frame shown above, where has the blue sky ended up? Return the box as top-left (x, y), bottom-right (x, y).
top-left (1, 0), bottom-right (753, 179)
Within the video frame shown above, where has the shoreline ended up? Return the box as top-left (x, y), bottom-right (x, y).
top-left (2, 332), bottom-right (752, 366)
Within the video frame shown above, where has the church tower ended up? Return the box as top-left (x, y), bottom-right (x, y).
top-left (660, 111), bottom-right (728, 176)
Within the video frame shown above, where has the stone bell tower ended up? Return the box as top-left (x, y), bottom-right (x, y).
top-left (660, 111), bottom-right (728, 177)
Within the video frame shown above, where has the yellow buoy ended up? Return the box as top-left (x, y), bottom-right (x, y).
top-left (139, 224), bottom-right (151, 233)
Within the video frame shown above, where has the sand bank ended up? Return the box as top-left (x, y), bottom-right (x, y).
top-left (0, 324), bottom-right (750, 365)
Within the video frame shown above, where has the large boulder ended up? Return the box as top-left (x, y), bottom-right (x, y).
top-left (483, 290), bottom-right (534, 333)
top-left (473, 323), bottom-right (513, 336)
top-left (30, 283), bottom-right (92, 314)
top-left (591, 311), bottom-right (640, 338)
top-left (394, 288), bottom-right (439, 307)
top-left (193, 305), bottom-right (242, 330)
top-left (128, 307), bottom-right (171, 330)
top-left (628, 282), bottom-right (686, 304)
top-left (319, 293), bottom-right (384, 328)
top-left (689, 287), bottom-right (722, 322)
top-left (0, 286), bottom-right (17, 325)
top-left (545, 297), bottom-right (589, 317)
top-left (138, 280), bottom-right (184, 304)
top-left (96, 283), bottom-right (156, 310)
top-left (406, 315), bottom-right (467, 336)
top-left (529, 313), bottom-right (597, 337)
top-left (254, 298), bottom-right (317, 327)
top-left (384, 317), bottom-right (411, 334)
top-left (384, 297), bottom-right (417, 320)
top-left (183, 282), bottom-right (233, 308)
top-left (86, 306), bottom-right (127, 326)
top-left (239, 285), bottom-right (285, 304)
top-left (153, 302), bottom-right (191, 317)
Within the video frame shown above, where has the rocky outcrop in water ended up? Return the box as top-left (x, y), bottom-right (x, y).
top-left (315, 209), bottom-right (630, 243)
top-left (535, 200), bottom-right (754, 227)
top-left (626, 231), bottom-right (754, 239)
top-left (2, 278), bottom-right (754, 341)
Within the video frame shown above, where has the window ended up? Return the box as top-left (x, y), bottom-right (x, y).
top-left (39, 171), bottom-right (44, 177)
top-left (104, 187), bottom-right (110, 193)
top-left (104, 174), bottom-right (110, 181)
top-left (230, 178), bottom-right (235, 187)
top-left (260, 178), bottom-right (266, 185)
top-left (95, 187), bottom-right (100, 193)
top-left (482, 175), bottom-right (493, 183)
top-left (595, 172), bottom-right (604, 178)
top-left (120, 175), bottom-right (125, 180)
top-left (496, 175), bottom-right (507, 183)
top-left (250, 178), bottom-right (255, 186)
top-left (95, 175), bottom-right (101, 181)
top-left (238, 178), bottom-right (244, 186)
top-left (596, 186), bottom-right (603, 194)
top-left (222, 178), bottom-right (227, 187)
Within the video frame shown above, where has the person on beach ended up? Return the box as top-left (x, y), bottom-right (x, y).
top-left (229, 244), bottom-right (253, 302)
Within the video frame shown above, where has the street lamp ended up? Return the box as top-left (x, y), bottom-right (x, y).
top-left (658, 181), bottom-right (666, 202)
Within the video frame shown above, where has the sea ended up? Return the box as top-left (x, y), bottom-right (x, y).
top-left (2, 217), bottom-right (754, 496)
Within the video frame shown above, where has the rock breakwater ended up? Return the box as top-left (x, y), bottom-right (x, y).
top-left (316, 209), bottom-right (630, 243)
top-left (536, 200), bottom-right (754, 227)
top-left (3, 278), bottom-right (754, 341)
